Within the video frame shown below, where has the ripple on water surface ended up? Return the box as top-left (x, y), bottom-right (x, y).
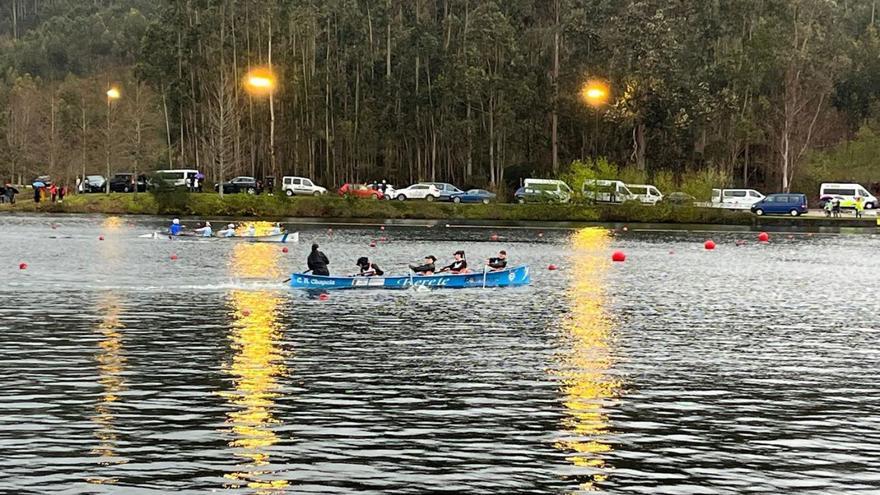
top-left (0, 215), bottom-right (879, 494)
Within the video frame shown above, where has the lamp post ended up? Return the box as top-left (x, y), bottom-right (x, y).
top-left (244, 68), bottom-right (277, 185)
top-left (580, 80), bottom-right (610, 158)
top-left (105, 87), bottom-right (121, 194)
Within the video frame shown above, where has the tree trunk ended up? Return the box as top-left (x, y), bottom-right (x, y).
top-left (550, 0), bottom-right (560, 173)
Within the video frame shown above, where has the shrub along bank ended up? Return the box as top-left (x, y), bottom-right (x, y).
top-left (2, 191), bottom-right (767, 225)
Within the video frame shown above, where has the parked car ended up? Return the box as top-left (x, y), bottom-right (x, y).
top-left (751, 193), bottom-right (809, 216)
top-left (582, 179), bottom-right (636, 204)
top-left (626, 184), bottom-right (664, 205)
top-left (428, 183), bottom-right (465, 201)
top-left (450, 189), bottom-right (496, 204)
top-left (710, 188), bottom-right (764, 209)
top-left (394, 183), bottom-right (441, 201)
top-left (83, 174), bottom-right (106, 193)
top-left (819, 183), bottom-right (877, 209)
top-left (215, 176), bottom-right (261, 194)
top-left (339, 183), bottom-right (383, 199)
top-left (109, 173), bottom-right (148, 193)
top-left (282, 176), bottom-right (327, 196)
top-left (515, 179), bottom-right (573, 204)
top-left (661, 192), bottom-right (696, 206)
top-left (156, 169), bottom-right (200, 188)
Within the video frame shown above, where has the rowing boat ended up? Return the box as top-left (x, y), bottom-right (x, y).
top-left (289, 265), bottom-right (530, 290)
top-left (139, 231), bottom-right (299, 243)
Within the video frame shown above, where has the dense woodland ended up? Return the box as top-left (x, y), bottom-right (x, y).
top-left (2, 0), bottom-right (880, 195)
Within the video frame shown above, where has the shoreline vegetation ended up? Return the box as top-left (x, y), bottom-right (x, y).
top-left (1, 193), bottom-right (877, 229)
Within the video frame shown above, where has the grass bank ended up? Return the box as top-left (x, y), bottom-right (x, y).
top-left (0, 191), bottom-right (763, 225)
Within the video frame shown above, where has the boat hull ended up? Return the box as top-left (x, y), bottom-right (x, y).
top-left (139, 231), bottom-right (298, 243)
top-left (289, 265), bottom-right (530, 290)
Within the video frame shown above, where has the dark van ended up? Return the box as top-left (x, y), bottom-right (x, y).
top-left (751, 193), bottom-right (809, 216)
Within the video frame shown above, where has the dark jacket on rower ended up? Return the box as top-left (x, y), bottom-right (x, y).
top-left (356, 257), bottom-right (383, 276)
top-left (410, 256), bottom-right (436, 275)
top-left (487, 257), bottom-right (507, 270)
top-left (308, 244), bottom-right (330, 276)
top-left (441, 259), bottom-right (467, 273)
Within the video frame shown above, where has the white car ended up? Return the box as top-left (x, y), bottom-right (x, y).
top-left (394, 183), bottom-right (441, 201)
top-left (282, 176), bottom-right (327, 196)
top-left (710, 188), bottom-right (765, 209)
top-left (626, 184), bottom-right (663, 205)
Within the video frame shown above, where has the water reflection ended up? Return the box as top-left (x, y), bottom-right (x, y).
top-left (222, 243), bottom-right (289, 492)
top-left (555, 228), bottom-right (622, 491)
top-left (89, 293), bottom-right (127, 483)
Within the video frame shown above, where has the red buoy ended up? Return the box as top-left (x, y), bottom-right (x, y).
top-left (611, 251), bottom-right (626, 262)
top-left (318, 293), bottom-right (330, 301)
top-left (370, 241), bottom-right (377, 248)
top-left (548, 264), bottom-right (558, 271)
top-left (490, 233), bottom-right (499, 241)
top-left (704, 240), bottom-right (716, 250)
top-left (668, 250), bottom-right (675, 255)
top-left (242, 309), bottom-right (251, 317)
top-left (98, 235), bottom-right (105, 241)
top-left (170, 254), bottom-right (178, 260)
top-left (758, 232), bottom-right (770, 243)
top-left (380, 237), bottom-right (387, 242)
top-left (282, 247), bottom-right (289, 253)
top-left (19, 262), bottom-right (27, 270)
top-left (380, 226), bottom-right (385, 231)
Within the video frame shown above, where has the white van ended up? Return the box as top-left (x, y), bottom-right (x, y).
top-left (582, 179), bottom-right (636, 204)
top-left (711, 188), bottom-right (765, 209)
top-left (626, 184), bottom-right (663, 205)
top-left (282, 176), bottom-right (327, 196)
top-left (517, 178), bottom-right (573, 204)
top-left (819, 183), bottom-right (877, 209)
top-left (156, 169), bottom-right (200, 187)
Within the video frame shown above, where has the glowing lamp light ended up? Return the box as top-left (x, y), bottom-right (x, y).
top-left (106, 88), bottom-right (121, 100)
top-left (580, 80), bottom-right (610, 108)
top-left (244, 68), bottom-right (277, 95)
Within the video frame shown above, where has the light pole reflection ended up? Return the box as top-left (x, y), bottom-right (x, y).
top-left (554, 227), bottom-right (623, 491)
top-left (222, 243), bottom-right (288, 492)
top-left (89, 293), bottom-right (127, 484)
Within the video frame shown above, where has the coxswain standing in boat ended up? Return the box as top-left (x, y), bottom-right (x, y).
top-left (439, 250), bottom-right (469, 274)
top-left (169, 218), bottom-right (182, 236)
top-left (195, 221), bottom-right (213, 237)
top-left (487, 250), bottom-right (507, 271)
top-left (355, 257), bottom-right (384, 276)
top-left (308, 243), bottom-right (331, 276)
top-left (410, 255), bottom-right (437, 275)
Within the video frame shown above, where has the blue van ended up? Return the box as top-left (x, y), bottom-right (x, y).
top-left (750, 193), bottom-right (809, 216)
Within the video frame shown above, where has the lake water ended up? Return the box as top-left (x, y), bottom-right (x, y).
top-left (1, 214), bottom-right (879, 494)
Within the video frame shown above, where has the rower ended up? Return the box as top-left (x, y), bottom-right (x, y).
top-left (195, 221), bottom-right (213, 237)
top-left (308, 243), bottom-right (330, 276)
top-left (169, 218), bottom-right (182, 236)
top-left (269, 223), bottom-right (283, 235)
top-left (439, 250), bottom-right (469, 274)
top-left (219, 223), bottom-right (237, 237)
top-left (409, 255), bottom-right (437, 275)
top-left (487, 250), bottom-right (507, 271)
top-left (355, 257), bottom-right (384, 277)
top-left (247, 224), bottom-right (256, 237)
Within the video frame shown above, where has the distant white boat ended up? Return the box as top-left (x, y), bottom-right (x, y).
top-left (139, 231), bottom-right (299, 243)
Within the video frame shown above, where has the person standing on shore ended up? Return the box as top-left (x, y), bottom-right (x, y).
top-left (308, 243), bottom-right (330, 276)
top-left (855, 196), bottom-right (865, 218)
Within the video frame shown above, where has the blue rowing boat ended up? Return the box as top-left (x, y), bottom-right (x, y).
top-left (289, 265), bottom-right (530, 290)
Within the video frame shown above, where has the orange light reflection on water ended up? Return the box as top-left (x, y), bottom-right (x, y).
top-left (554, 228), bottom-right (623, 491)
top-left (222, 243), bottom-right (289, 493)
top-left (88, 293), bottom-right (127, 485)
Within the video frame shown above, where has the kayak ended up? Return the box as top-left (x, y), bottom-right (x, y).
top-left (289, 265), bottom-right (530, 290)
top-left (139, 231), bottom-right (299, 243)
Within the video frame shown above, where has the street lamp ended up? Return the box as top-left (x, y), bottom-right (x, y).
top-left (580, 80), bottom-right (610, 157)
top-left (105, 86), bottom-right (121, 194)
top-left (244, 68), bottom-right (277, 184)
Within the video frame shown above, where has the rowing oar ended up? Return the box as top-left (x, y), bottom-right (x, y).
top-left (281, 270), bottom-right (311, 284)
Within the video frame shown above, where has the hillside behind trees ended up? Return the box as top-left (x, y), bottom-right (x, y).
top-left (2, 0), bottom-right (880, 195)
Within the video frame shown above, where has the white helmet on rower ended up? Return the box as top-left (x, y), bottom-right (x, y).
top-left (228, 223), bottom-right (235, 229)
top-left (172, 218), bottom-right (180, 224)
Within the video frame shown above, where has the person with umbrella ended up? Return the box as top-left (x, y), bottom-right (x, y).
top-left (32, 181), bottom-right (45, 203)
top-left (196, 173), bottom-right (205, 192)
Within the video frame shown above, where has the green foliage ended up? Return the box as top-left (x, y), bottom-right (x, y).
top-left (795, 124), bottom-right (880, 196)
